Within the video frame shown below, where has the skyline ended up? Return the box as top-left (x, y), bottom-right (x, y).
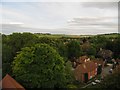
top-left (0, 2), bottom-right (118, 35)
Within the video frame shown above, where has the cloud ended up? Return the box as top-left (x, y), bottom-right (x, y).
top-left (1, 23), bottom-right (118, 35)
top-left (0, 7), bottom-right (34, 25)
top-left (81, 2), bottom-right (118, 9)
top-left (1, 0), bottom-right (120, 2)
top-left (65, 16), bottom-right (118, 34)
top-left (67, 17), bottom-right (117, 27)
top-left (1, 2), bottom-right (118, 35)
top-left (1, 24), bottom-right (62, 34)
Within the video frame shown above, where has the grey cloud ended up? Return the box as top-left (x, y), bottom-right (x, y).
top-left (63, 28), bottom-right (117, 35)
top-left (69, 22), bottom-right (117, 27)
top-left (2, 24), bottom-right (25, 34)
top-left (1, 24), bottom-right (67, 35)
top-left (1, 24), bottom-right (77, 35)
top-left (67, 17), bottom-right (117, 27)
top-left (1, 24), bottom-right (55, 34)
top-left (65, 16), bottom-right (118, 34)
top-left (1, 23), bottom-right (118, 35)
top-left (82, 2), bottom-right (117, 9)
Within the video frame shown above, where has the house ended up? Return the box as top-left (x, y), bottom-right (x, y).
top-left (92, 59), bottom-right (104, 75)
top-left (92, 59), bottom-right (103, 65)
top-left (74, 61), bottom-right (97, 83)
top-left (76, 56), bottom-right (90, 64)
top-left (74, 56), bottom-right (104, 83)
top-left (72, 56), bottom-right (90, 68)
top-left (92, 59), bottom-right (104, 68)
top-left (0, 74), bottom-right (25, 90)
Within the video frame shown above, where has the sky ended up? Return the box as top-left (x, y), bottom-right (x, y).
top-left (0, 0), bottom-right (119, 35)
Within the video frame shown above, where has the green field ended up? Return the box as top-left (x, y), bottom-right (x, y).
top-left (35, 33), bottom-right (95, 39)
top-left (35, 33), bottom-right (119, 39)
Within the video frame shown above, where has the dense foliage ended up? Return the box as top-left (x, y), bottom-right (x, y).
top-left (67, 40), bottom-right (81, 61)
top-left (12, 44), bottom-right (66, 88)
top-left (93, 66), bottom-right (120, 88)
top-left (2, 33), bottom-right (38, 77)
top-left (2, 32), bottom-right (120, 88)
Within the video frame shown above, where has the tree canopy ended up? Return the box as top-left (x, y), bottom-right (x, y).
top-left (12, 44), bottom-right (67, 88)
top-left (2, 33), bottom-right (120, 88)
top-left (67, 40), bottom-right (81, 61)
top-left (94, 66), bottom-right (120, 88)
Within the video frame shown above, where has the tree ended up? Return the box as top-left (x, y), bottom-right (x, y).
top-left (81, 42), bottom-right (96, 56)
top-left (112, 35), bottom-right (120, 59)
top-left (87, 45), bottom-right (96, 56)
top-left (67, 40), bottom-right (81, 61)
top-left (52, 40), bottom-right (68, 62)
top-left (6, 33), bottom-right (38, 53)
top-left (105, 35), bottom-right (120, 59)
top-left (94, 66), bottom-right (120, 88)
top-left (90, 36), bottom-right (108, 52)
top-left (12, 44), bottom-right (67, 88)
top-left (2, 44), bottom-right (13, 63)
top-left (2, 33), bottom-right (38, 77)
top-left (37, 37), bottom-right (54, 44)
top-left (2, 44), bottom-right (13, 77)
top-left (97, 49), bottom-right (113, 60)
top-left (65, 61), bottom-right (75, 84)
top-left (37, 37), bottom-right (68, 62)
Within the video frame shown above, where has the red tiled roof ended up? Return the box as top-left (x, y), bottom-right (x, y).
top-left (76, 56), bottom-right (89, 64)
top-left (74, 61), bottom-right (97, 74)
top-left (0, 74), bottom-right (25, 89)
top-left (92, 60), bottom-right (104, 65)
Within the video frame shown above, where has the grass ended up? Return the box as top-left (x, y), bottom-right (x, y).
top-left (35, 34), bottom-right (96, 39)
top-left (35, 33), bottom-right (119, 40)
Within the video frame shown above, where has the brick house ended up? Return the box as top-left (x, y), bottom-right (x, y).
top-left (72, 56), bottom-right (90, 68)
top-left (77, 56), bottom-right (90, 64)
top-left (74, 61), bottom-right (97, 83)
top-left (92, 59), bottom-right (104, 75)
top-left (74, 56), bottom-right (104, 83)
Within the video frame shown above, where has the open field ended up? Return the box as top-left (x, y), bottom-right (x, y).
top-left (35, 33), bottom-right (119, 39)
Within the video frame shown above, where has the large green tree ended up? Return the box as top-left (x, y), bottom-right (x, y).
top-left (37, 37), bottom-right (68, 62)
top-left (12, 44), bottom-right (67, 88)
